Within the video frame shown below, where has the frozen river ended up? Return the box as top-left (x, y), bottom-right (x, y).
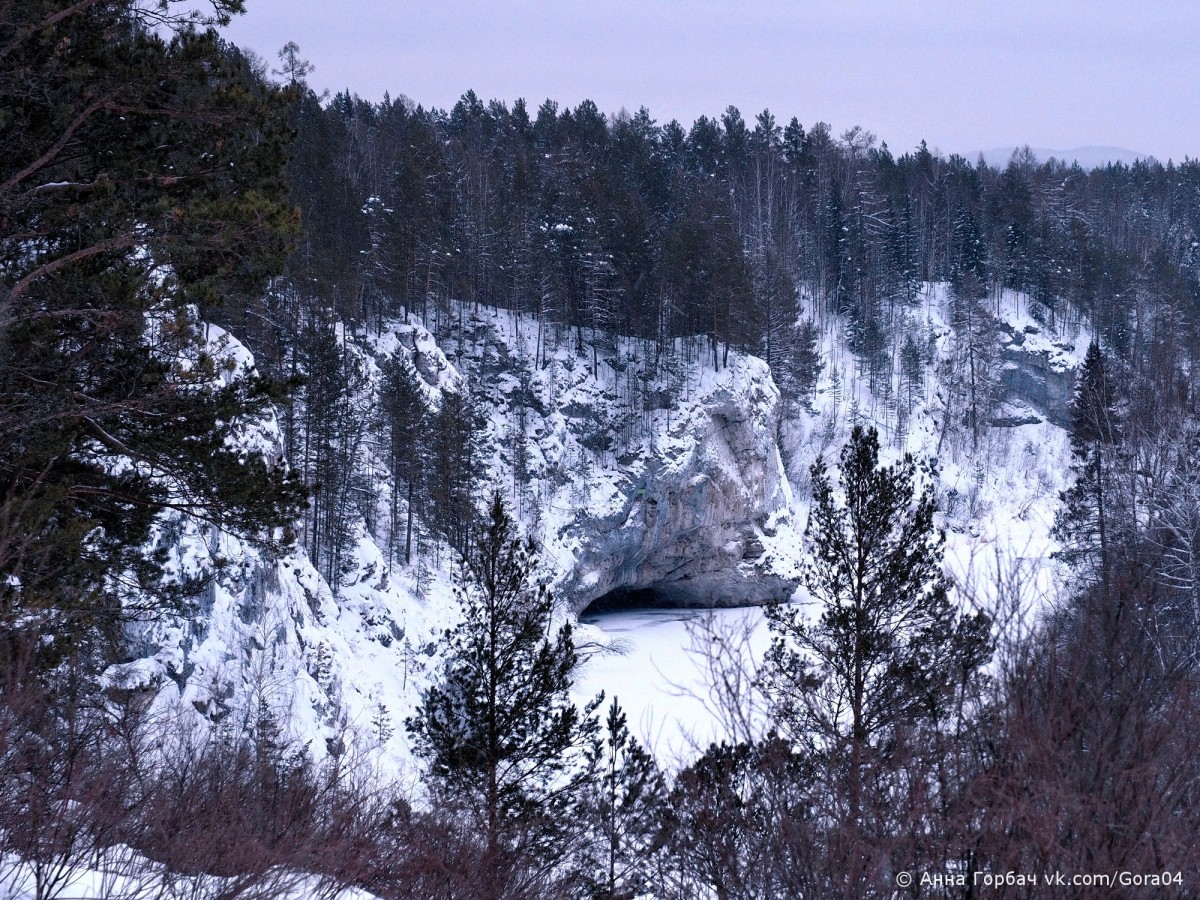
top-left (573, 604), bottom-right (774, 767)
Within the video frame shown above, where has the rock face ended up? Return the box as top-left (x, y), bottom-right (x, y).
top-left (108, 292), bottom-right (1078, 772)
top-left (380, 309), bottom-right (803, 614)
top-left (996, 321), bottom-right (1078, 427)
top-left (115, 311), bottom-right (805, 764)
top-left (105, 327), bottom-right (441, 770)
top-left (420, 308), bottom-right (804, 614)
top-left (543, 353), bottom-right (800, 613)
top-left (399, 309), bottom-right (803, 615)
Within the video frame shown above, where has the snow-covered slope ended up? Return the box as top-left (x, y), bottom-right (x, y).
top-left (110, 283), bottom-right (1082, 772)
top-left (775, 285), bottom-right (1080, 620)
top-left (105, 325), bottom-right (446, 775)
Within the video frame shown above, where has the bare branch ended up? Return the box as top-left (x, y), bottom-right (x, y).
top-left (0, 234), bottom-right (137, 329)
top-left (0, 90), bottom-right (121, 195)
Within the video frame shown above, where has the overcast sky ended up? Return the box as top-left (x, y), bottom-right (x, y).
top-left (223, 0), bottom-right (1198, 162)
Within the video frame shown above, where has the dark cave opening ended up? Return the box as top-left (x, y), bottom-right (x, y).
top-left (580, 586), bottom-right (676, 617)
top-left (578, 581), bottom-right (725, 619)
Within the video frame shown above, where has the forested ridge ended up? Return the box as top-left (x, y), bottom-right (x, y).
top-left (259, 85), bottom-right (1200, 373)
top-left (237, 79), bottom-right (1200, 599)
top-left (4, 3), bottom-right (1200, 897)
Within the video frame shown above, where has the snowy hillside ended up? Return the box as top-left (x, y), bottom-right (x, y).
top-left (105, 282), bottom-right (1081, 773)
top-left (2, 279), bottom-right (1089, 893)
top-left (102, 324), bottom-right (448, 777)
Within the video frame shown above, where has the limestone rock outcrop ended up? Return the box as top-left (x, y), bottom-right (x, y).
top-left (997, 321), bottom-right (1078, 426)
top-left (538, 353), bottom-right (800, 613)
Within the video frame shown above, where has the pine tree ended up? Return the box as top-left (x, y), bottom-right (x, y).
top-left (577, 698), bottom-right (668, 900)
top-left (273, 40), bottom-right (315, 87)
top-left (407, 493), bottom-right (600, 899)
top-left (1053, 341), bottom-right (1121, 583)
top-left (765, 425), bottom-right (987, 748)
top-left (0, 1), bottom-right (302, 671)
top-left (762, 426), bottom-right (990, 884)
top-left (666, 737), bottom-right (820, 899)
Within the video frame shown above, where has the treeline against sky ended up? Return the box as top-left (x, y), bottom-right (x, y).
top-left (234, 86), bottom-right (1200, 387)
top-left (217, 83), bottom-right (1200, 583)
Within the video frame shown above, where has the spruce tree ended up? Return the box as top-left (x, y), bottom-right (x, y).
top-left (427, 384), bottom-right (483, 557)
top-left (1053, 341), bottom-right (1121, 583)
top-left (789, 319), bottom-right (822, 410)
top-left (900, 332), bottom-right (925, 415)
top-left (379, 354), bottom-right (428, 565)
top-left (407, 493), bottom-right (600, 899)
top-left (949, 272), bottom-right (1000, 448)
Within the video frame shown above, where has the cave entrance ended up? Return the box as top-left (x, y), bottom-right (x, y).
top-left (580, 586), bottom-right (674, 619)
top-left (578, 582), bottom-right (721, 621)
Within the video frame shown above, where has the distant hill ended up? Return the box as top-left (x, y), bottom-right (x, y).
top-left (971, 146), bottom-right (1152, 170)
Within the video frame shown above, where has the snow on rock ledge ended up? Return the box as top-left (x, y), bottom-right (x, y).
top-left (996, 319), bottom-right (1078, 427)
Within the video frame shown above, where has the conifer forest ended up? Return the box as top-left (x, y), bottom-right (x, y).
top-left (3, 2), bottom-right (1200, 897)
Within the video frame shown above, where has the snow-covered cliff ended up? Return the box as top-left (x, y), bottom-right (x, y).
top-left (416, 307), bottom-right (802, 612)
top-left (109, 284), bottom-right (1083, 769)
top-left (104, 326), bottom-right (444, 772)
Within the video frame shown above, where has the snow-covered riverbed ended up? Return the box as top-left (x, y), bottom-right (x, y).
top-left (573, 605), bottom-right (773, 766)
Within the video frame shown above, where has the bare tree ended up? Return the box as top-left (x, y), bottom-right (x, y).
top-left (974, 559), bottom-right (1200, 895)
